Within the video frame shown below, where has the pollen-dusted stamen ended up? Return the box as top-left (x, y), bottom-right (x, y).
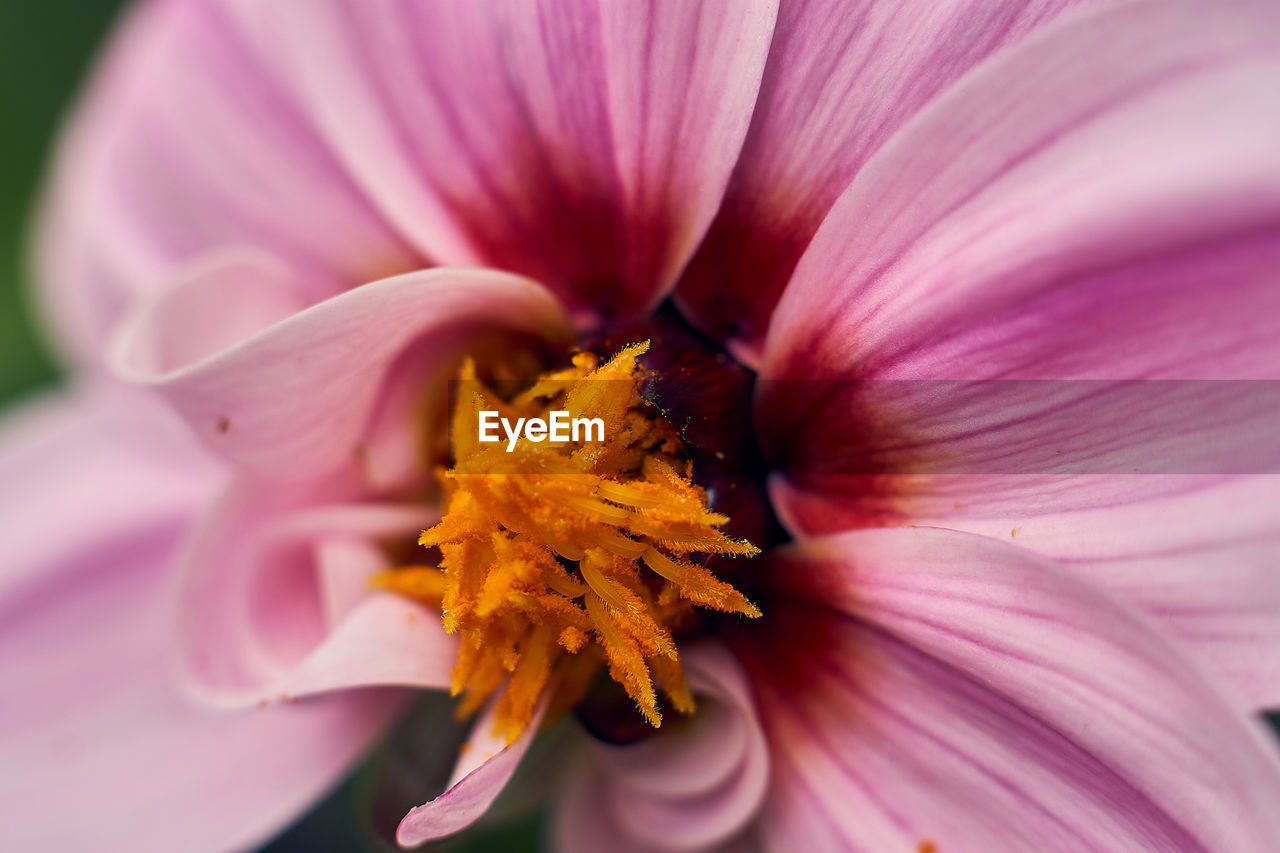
top-left (374, 342), bottom-right (760, 742)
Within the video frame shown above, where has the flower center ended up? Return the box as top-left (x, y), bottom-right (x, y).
top-left (375, 341), bottom-right (760, 742)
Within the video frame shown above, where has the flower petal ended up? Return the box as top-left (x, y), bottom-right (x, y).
top-left (762, 0), bottom-right (1280, 386)
top-left (555, 765), bottom-right (761, 853)
top-left (554, 644), bottom-right (769, 852)
top-left (112, 263), bottom-right (572, 481)
top-left (108, 247), bottom-right (308, 377)
top-left (757, 1), bottom-right (1280, 656)
top-left (737, 527), bottom-right (1280, 851)
top-left (35, 0), bottom-right (420, 368)
top-left (0, 382), bottom-right (218, 603)
top-left (0, 391), bottom-right (399, 852)
top-left (230, 0), bottom-right (776, 321)
top-left (771, 471), bottom-right (1280, 712)
top-left (676, 0), bottom-right (1098, 359)
top-left (176, 484), bottom-right (452, 704)
top-left (0, 532), bottom-right (402, 853)
top-left (942, 476), bottom-right (1280, 710)
top-left (395, 696), bottom-right (548, 846)
top-left (765, 377), bottom-right (1280, 538)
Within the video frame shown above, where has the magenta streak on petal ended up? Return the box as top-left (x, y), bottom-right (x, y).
top-left (761, 1), bottom-right (1280, 396)
top-left (968, 475), bottom-right (1280, 711)
top-left (230, 0), bottom-right (777, 323)
top-left (674, 0), bottom-right (1102, 360)
top-left (786, 627), bottom-right (1186, 846)
top-left (753, 0), bottom-right (1280, 615)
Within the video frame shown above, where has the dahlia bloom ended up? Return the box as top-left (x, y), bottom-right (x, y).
top-left (5, 0), bottom-right (1280, 850)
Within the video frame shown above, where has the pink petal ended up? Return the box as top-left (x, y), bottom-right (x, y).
top-left (0, 382), bottom-right (221, 604)
top-left (176, 484), bottom-right (452, 705)
top-left (555, 770), bottom-right (674, 853)
top-left (112, 263), bottom-right (572, 481)
top-left (946, 476), bottom-right (1280, 710)
top-left (108, 247), bottom-right (308, 376)
top-left (762, 0), bottom-right (1280, 385)
top-left (35, 0), bottom-right (420, 368)
top-left (229, 0), bottom-right (776, 322)
top-left (676, 0), bottom-right (1099, 360)
top-left (0, 534), bottom-right (402, 853)
top-left (555, 766), bottom-right (760, 853)
top-left (317, 535), bottom-right (392, 627)
top-left (755, 3), bottom-right (1280, 693)
top-left (765, 391), bottom-right (1280, 711)
top-left (395, 696), bottom-right (548, 846)
top-left (554, 644), bottom-right (769, 852)
top-left (737, 527), bottom-right (1280, 851)
top-left (0, 391), bottom-right (399, 852)
top-left (274, 593), bottom-right (456, 701)
top-left (766, 377), bottom-right (1280, 538)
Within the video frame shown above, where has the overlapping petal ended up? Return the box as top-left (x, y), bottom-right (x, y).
top-left (0, 391), bottom-right (399, 853)
top-left (738, 527), bottom-right (1280, 851)
top-left (750, 1), bottom-right (1280, 720)
top-left (112, 261), bottom-right (572, 480)
top-left (221, 0), bottom-right (777, 322)
top-left (40, 0), bottom-right (777, 365)
top-left (35, 0), bottom-right (420, 369)
top-left (762, 0), bottom-right (1280, 390)
top-left (176, 484), bottom-right (452, 705)
top-left (553, 644), bottom-right (768, 853)
top-left (759, 0), bottom-right (1280, 530)
top-left (677, 0), bottom-right (1100, 359)
top-left (945, 476), bottom-right (1280, 710)
top-left (395, 697), bottom-right (549, 846)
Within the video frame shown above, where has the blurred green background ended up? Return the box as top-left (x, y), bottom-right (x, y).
top-left (0, 0), bottom-right (124, 402)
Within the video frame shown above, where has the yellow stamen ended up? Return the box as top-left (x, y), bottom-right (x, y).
top-left (375, 342), bottom-right (760, 741)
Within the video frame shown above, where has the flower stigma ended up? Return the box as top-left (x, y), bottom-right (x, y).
top-left (375, 342), bottom-right (761, 742)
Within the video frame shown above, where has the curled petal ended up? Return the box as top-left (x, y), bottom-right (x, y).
top-left (395, 695), bottom-right (548, 846)
top-left (554, 643), bottom-right (769, 852)
top-left (35, 0), bottom-right (419, 368)
top-left (176, 484), bottom-right (453, 705)
top-left (112, 262), bottom-right (572, 480)
top-left (0, 391), bottom-right (398, 852)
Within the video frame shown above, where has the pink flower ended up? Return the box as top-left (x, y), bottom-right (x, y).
top-left (5, 0), bottom-right (1280, 850)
